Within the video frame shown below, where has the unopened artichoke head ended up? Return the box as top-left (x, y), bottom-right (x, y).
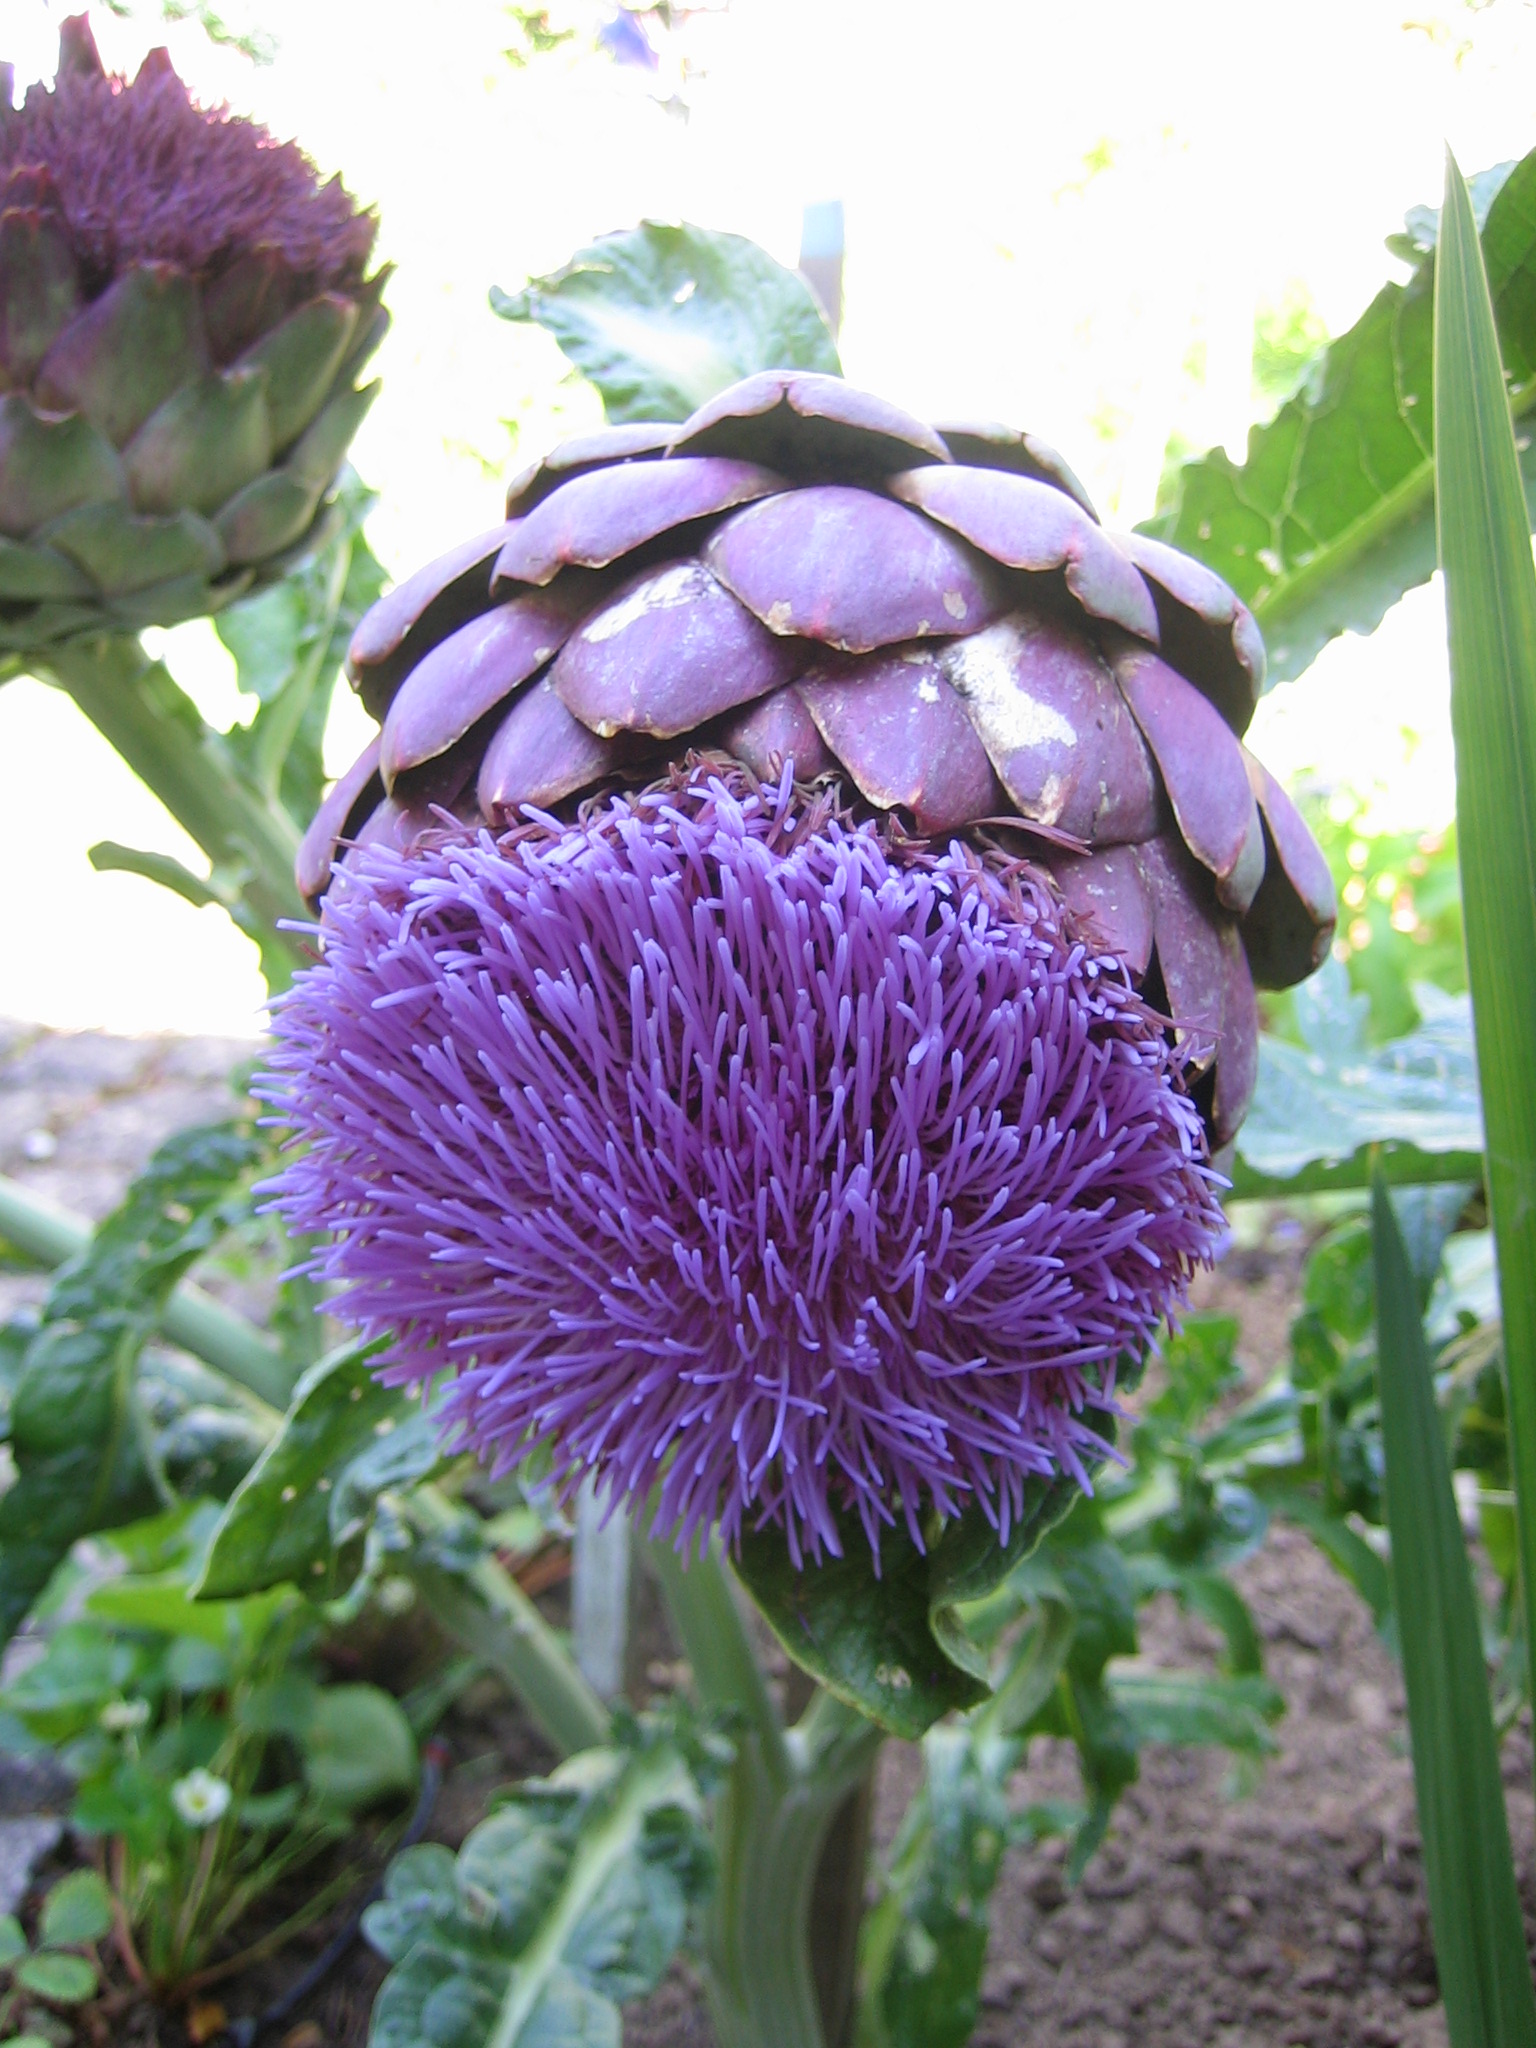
top-left (0, 14), bottom-right (385, 653)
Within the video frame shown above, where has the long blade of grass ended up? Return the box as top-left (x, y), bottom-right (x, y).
top-left (1373, 1174), bottom-right (1536, 2047)
top-left (1435, 150), bottom-right (1536, 1732)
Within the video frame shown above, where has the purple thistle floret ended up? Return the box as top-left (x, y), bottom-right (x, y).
top-left (261, 766), bottom-right (1224, 1565)
top-left (2, 20), bottom-right (375, 316)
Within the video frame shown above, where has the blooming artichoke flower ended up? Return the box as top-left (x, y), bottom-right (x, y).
top-left (0, 16), bottom-right (384, 653)
top-left (265, 371), bottom-right (1336, 1564)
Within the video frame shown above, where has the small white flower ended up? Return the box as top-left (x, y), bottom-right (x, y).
top-left (376, 1575), bottom-right (417, 1617)
top-left (99, 1697), bottom-right (151, 1734)
top-left (171, 1769), bottom-right (232, 1829)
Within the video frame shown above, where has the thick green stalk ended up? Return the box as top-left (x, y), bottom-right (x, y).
top-left (0, 1172), bottom-right (292, 1409)
top-left (646, 1538), bottom-right (883, 2048)
top-left (37, 633), bottom-right (308, 977)
top-left (1434, 155), bottom-right (1536, 1728)
top-left (405, 1484), bottom-right (610, 1758)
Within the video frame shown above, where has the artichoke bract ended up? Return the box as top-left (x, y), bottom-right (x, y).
top-left (0, 15), bottom-right (384, 653)
top-left (267, 369), bottom-right (1336, 1564)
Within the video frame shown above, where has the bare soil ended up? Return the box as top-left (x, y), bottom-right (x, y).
top-left (4, 1023), bottom-right (1533, 2048)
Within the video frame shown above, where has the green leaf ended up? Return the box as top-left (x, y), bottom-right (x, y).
top-left (1436, 149), bottom-right (1536, 1795)
top-left (1373, 1173), bottom-right (1536, 2047)
top-left (0, 1912), bottom-right (26, 1966)
top-left (15, 1950), bottom-right (97, 2002)
top-left (71, 1758), bottom-right (176, 1860)
top-left (1143, 147), bottom-right (1536, 684)
top-left (302, 1683), bottom-right (418, 1811)
top-left (0, 1621), bottom-right (143, 1743)
top-left (1232, 966), bottom-right (1483, 1197)
top-left (491, 222), bottom-right (841, 424)
top-left (39, 1869), bottom-right (113, 1948)
top-left (87, 839), bottom-right (229, 911)
top-left (1107, 1669), bottom-right (1282, 1753)
top-left (855, 1723), bottom-right (1017, 2048)
top-left (85, 1570), bottom-right (289, 1654)
top-left (1175, 1570), bottom-right (1264, 1677)
top-left (0, 1122), bottom-right (260, 1646)
top-left (197, 1341), bottom-right (424, 1602)
top-left (733, 1474), bottom-right (1082, 1739)
top-left (363, 1740), bottom-right (709, 2048)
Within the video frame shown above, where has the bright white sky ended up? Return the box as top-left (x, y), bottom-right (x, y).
top-left (1, 0), bottom-right (1531, 1034)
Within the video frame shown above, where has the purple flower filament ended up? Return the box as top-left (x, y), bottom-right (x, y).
top-left (261, 767), bottom-right (1224, 1565)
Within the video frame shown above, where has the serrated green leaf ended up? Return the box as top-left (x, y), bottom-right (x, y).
top-left (1175, 1570), bottom-right (1265, 1676)
top-left (364, 1741), bottom-right (707, 2048)
top-left (492, 222), bottom-right (841, 424)
top-left (0, 1122), bottom-right (259, 1646)
top-left (1373, 1173), bottom-right (1536, 2047)
top-left (15, 1950), bottom-right (97, 2002)
top-left (1143, 147), bottom-right (1536, 684)
top-left (38, 1869), bottom-right (113, 1948)
top-left (1108, 1669), bottom-right (1282, 1753)
top-left (197, 1341), bottom-right (409, 1601)
top-left (1232, 966), bottom-right (1483, 1197)
top-left (856, 1722), bottom-right (1015, 2048)
top-left (1436, 149), bottom-right (1536, 1805)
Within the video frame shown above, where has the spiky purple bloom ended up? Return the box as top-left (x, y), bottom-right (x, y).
top-left (1, 16), bottom-right (374, 329)
top-left (261, 767), bottom-right (1224, 1563)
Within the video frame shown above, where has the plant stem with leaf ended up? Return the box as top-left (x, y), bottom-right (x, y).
top-left (403, 1484), bottom-right (610, 1757)
top-left (647, 1538), bottom-right (883, 2048)
top-left (35, 633), bottom-right (309, 985)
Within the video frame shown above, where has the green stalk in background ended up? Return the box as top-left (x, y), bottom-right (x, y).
top-left (1371, 1175), bottom-right (1536, 2047)
top-left (1434, 151), bottom-right (1536, 1727)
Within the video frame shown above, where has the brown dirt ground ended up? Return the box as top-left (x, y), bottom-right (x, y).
top-left (4, 1025), bottom-right (1534, 2048)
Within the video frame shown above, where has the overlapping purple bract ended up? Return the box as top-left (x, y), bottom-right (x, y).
top-left (261, 767), bottom-right (1224, 1563)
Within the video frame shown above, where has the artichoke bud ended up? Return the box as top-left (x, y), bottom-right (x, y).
top-left (0, 13), bottom-right (385, 651)
top-left (308, 370), bottom-right (1337, 1151)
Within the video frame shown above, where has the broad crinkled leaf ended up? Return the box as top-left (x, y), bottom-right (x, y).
top-left (1232, 964), bottom-right (1483, 1195)
top-left (363, 1741), bottom-right (708, 2048)
top-left (491, 222), bottom-right (841, 424)
top-left (1142, 147), bottom-right (1536, 683)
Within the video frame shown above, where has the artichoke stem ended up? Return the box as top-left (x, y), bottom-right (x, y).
top-left (404, 1484), bottom-right (611, 1758)
top-left (646, 1538), bottom-right (882, 2048)
top-left (37, 633), bottom-right (310, 986)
